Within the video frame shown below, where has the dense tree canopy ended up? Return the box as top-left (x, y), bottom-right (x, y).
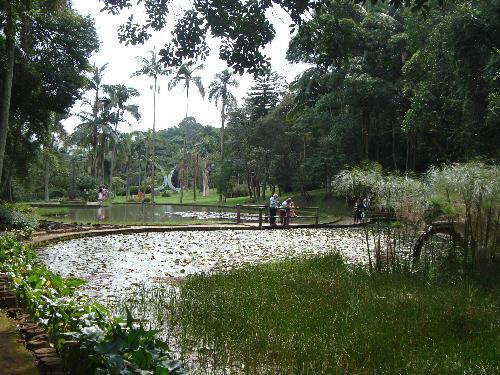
top-left (0, 1), bottom-right (98, 198)
top-left (99, 0), bottom-right (445, 74)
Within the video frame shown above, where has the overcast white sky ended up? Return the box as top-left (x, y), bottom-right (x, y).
top-left (63, 0), bottom-right (309, 134)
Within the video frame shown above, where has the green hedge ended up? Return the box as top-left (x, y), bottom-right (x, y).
top-left (0, 204), bottom-right (38, 237)
top-left (0, 237), bottom-right (185, 374)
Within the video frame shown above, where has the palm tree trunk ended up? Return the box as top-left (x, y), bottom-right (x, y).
top-left (110, 139), bottom-right (116, 191)
top-left (185, 82), bottom-right (190, 118)
top-left (0, 12), bottom-right (15, 183)
top-left (91, 85), bottom-right (100, 177)
top-left (100, 135), bottom-right (106, 185)
top-left (151, 76), bottom-right (157, 203)
top-left (219, 102), bottom-right (225, 202)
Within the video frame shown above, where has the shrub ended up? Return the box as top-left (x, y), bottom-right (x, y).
top-left (0, 204), bottom-right (38, 233)
top-left (228, 184), bottom-right (248, 198)
top-left (161, 190), bottom-right (171, 197)
top-left (0, 237), bottom-right (185, 374)
top-left (49, 187), bottom-right (66, 199)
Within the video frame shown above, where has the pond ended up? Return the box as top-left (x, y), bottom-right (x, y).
top-left (60, 204), bottom-right (240, 224)
top-left (37, 228), bottom-right (369, 301)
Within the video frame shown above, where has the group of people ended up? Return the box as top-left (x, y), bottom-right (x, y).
top-left (353, 196), bottom-right (370, 224)
top-left (269, 194), bottom-right (297, 227)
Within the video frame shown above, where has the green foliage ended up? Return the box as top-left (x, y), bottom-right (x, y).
top-left (334, 161), bottom-right (500, 274)
top-left (0, 204), bottom-right (38, 232)
top-left (100, 0), bottom-right (441, 74)
top-left (160, 253), bottom-right (498, 373)
top-left (0, 5), bottom-right (99, 189)
top-left (0, 237), bottom-right (185, 374)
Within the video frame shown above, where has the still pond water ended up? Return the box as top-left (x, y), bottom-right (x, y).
top-left (63, 204), bottom-right (239, 223)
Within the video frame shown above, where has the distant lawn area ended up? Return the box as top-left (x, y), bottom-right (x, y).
top-left (162, 254), bottom-right (499, 373)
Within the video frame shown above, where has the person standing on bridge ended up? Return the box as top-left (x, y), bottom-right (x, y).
top-left (280, 197), bottom-right (292, 226)
top-left (269, 193), bottom-right (278, 227)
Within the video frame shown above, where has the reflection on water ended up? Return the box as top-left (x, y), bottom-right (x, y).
top-left (64, 204), bottom-right (237, 224)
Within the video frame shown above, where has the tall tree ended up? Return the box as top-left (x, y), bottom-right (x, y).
top-left (101, 84), bottom-right (140, 192)
top-left (168, 63), bottom-right (205, 118)
top-left (88, 63), bottom-right (108, 177)
top-left (132, 49), bottom-right (169, 202)
top-left (169, 63), bottom-right (205, 202)
top-left (0, 0), bottom-right (76, 184)
top-left (208, 69), bottom-right (238, 201)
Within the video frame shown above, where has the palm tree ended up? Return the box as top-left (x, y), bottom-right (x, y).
top-left (208, 69), bottom-right (238, 201)
top-left (169, 62), bottom-right (205, 202)
top-left (132, 50), bottom-right (169, 202)
top-left (101, 84), bottom-right (140, 193)
top-left (88, 63), bottom-right (108, 177)
top-left (168, 62), bottom-right (205, 118)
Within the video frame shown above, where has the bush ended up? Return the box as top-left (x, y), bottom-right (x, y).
top-left (49, 187), bottom-right (66, 199)
top-left (161, 190), bottom-right (172, 197)
top-left (228, 184), bottom-right (248, 198)
top-left (128, 186), bottom-right (140, 195)
top-left (0, 204), bottom-right (38, 232)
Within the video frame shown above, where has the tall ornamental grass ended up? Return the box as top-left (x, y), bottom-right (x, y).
top-left (334, 161), bottom-right (499, 276)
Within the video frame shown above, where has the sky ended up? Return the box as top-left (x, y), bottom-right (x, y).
top-left (64, 0), bottom-right (309, 134)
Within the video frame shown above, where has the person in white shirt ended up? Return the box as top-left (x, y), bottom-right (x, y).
top-left (269, 193), bottom-right (278, 226)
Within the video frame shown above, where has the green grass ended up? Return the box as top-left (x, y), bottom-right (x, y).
top-left (144, 254), bottom-right (499, 374)
top-left (33, 206), bottom-right (70, 217)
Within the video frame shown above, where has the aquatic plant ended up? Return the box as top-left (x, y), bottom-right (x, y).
top-left (334, 161), bottom-right (499, 276)
top-left (0, 236), bottom-right (185, 374)
top-left (114, 254), bottom-right (499, 373)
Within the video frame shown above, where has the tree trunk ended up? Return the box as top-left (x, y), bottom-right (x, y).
top-left (92, 87), bottom-right (100, 177)
top-left (0, 16), bottom-right (15, 183)
top-left (109, 126), bottom-right (117, 192)
top-left (69, 161), bottom-right (76, 199)
top-left (44, 159), bottom-right (50, 201)
top-left (219, 103), bottom-right (225, 202)
top-left (151, 77), bottom-right (157, 203)
top-left (392, 121), bottom-right (397, 169)
top-left (247, 167), bottom-right (253, 199)
top-left (8, 174), bottom-right (13, 202)
top-left (362, 110), bottom-right (370, 160)
top-left (202, 156), bottom-right (209, 197)
top-left (185, 81), bottom-right (190, 118)
top-left (193, 152), bottom-right (198, 201)
top-left (125, 161), bottom-right (130, 199)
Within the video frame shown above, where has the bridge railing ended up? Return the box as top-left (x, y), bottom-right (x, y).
top-left (235, 205), bottom-right (320, 228)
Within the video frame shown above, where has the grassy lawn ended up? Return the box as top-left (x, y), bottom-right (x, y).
top-left (158, 254), bottom-right (499, 373)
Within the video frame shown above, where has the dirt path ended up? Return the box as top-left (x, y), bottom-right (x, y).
top-left (0, 311), bottom-right (38, 375)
